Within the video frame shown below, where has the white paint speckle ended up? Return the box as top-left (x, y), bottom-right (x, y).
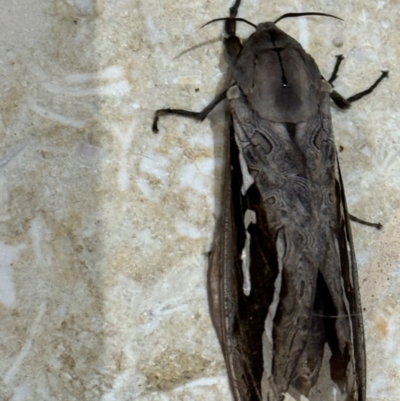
top-left (145, 16), bottom-right (166, 44)
top-left (30, 217), bottom-right (47, 265)
top-left (234, 135), bottom-right (254, 194)
top-left (168, 146), bottom-right (184, 160)
top-left (369, 374), bottom-right (388, 397)
top-left (179, 158), bottom-right (220, 194)
top-left (298, 18), bottom-right (309, 50)
top-left (65, 66), bottom-right (125, 84)
top-left (0, 264), bottom-right (17, 307)
top-left (113, 122), bottom-right (135, 191)
top-left (361, 146), bottom-right (372, 157)
top-left (118, 169), bottom-right (130, 192)
top-left (134, 228), bottom-right (154, 248)
top-left (282, 392), bottom-right (297, 401)
top-left (29, 100), bottom-right (86, 128)
top-left (43, 80), bottom-right (131, 97)
top-left (4, 301), bottom-right (47, 384)
top-left (0, 176), bottom-right (10, 208)
top-left (183, 22), bottom-right (195, 35)
top-left (377, 1), bottom-right (386, 9)
top-left (241, 209), bottom-right (257, 296)
top-left (140, 151), bottom-right (170, 183)
top-left (0, 242), bottom-right (26, 307)
top-left (361, 9), bottom-right (368, 23)
top-left (136, 177), bottom-right (153, 197)
top-left (10, 384), bottom-right (30, 401)
top-left (64, 0), bottom-right (95, 15)
top-left (262, 231), bottom-right (284, 378)
top-left (176, 220), bottom-right (203, 239)
top-left (173, 376), bottom-right (228, 390)
top-left (0, 141), bottom-right (29, 171)
top-left (188, 134), bottom-right (214, 148)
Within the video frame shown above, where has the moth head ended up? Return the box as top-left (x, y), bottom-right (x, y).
top-left (203, 12), bottom-right (342, 123)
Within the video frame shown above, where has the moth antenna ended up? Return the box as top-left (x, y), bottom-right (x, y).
top-left (202, 17), bottom-right (257, 30)
top-left (274, 12), bottom-right (343, 24)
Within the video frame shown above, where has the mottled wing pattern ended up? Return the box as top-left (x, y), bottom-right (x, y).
top-left (209, 122), bottom-right (268, 401)
top-left (208, 83), bottom-right (365, 401)
top-left (336, 157), bottom-right (367, 400)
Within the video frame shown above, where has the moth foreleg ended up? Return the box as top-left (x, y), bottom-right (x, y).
top-left (223, 0), bottom-right (243, 66)
top-left (330, 70), bottom-right (389, 109)
top-left (152, 89), bottom-right (227, 133)
top-left (346, 70), bottom-right (389, 103)
top-left (328, 54), bottom-right (345, 84)
top-left (226, 0), bottom-right (241, 36)
top-left (349, 214), bottom-right (382, 230)
top-left (325, 55), bottom-right (351, 108)
top-left (327, 52), bottom-right (388, 109)
top-left (330, 90), bottom-right (351, 109)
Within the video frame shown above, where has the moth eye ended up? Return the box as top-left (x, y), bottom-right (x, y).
top-left (328, 193), bottom-right (334, 203)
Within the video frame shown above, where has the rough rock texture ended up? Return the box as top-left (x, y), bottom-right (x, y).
top-left (0, 1), bottom-right (398, 400)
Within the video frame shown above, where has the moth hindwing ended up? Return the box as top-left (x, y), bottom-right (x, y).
top-left (152, 1), bottom-right (387, 400)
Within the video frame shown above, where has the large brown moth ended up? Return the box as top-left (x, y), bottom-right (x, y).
top-left (152, 1), bottom-right (387, 400)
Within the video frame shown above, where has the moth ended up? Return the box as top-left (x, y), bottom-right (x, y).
top-left (152, 1), bottom-right (387, 400)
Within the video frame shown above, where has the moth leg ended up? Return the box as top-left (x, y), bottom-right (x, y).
top-left (330, 90), bottom-right (351, 109)
top-left (330, 70), bottom-right (389, 109)
top-left (328, 60), bottom-right (387, 229)
top-left (224, 0), bottom-right (243, 65)
top-left (152, 89), bottom-right (227, 133)
top-left (349, 214), bottom-right (382, 230)
top-left (347, 70), bottom-right (389, 103)
top-left (153, 0), bottom-right (243, 133)
top-left (328, 54), bottom-right (345, 85)
top-left (225, 0), bottom-right (241, 36)
top-left (325, 55), bottom-right (350, 109)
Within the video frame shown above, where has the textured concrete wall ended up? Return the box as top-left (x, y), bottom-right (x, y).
top-left (0, 0), bottom-right (398, 400)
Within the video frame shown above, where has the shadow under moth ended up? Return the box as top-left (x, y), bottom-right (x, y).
top-left (152, 1), bottom-right (387, 400)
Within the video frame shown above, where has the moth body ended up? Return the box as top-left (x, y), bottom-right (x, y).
top-left (153, 2), bottom-right (387, 400)
top-left (211, 14), bottom-right (365, 401)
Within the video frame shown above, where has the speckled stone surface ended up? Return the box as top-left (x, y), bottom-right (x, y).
top-left (0, 1), bottom-right (398, 400)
